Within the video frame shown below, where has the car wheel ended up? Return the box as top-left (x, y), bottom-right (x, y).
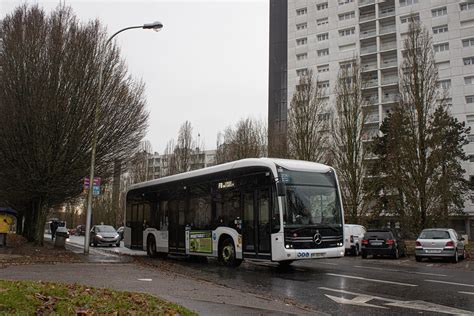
top-left (219, 237), bottom-right (242, 267)
top-left (415, 256), bottom-right (422, 262)
top-left (147, 235), bottom-right (158, 258)
top-left (393, 248), bottom-right (400, 259)
top-left (116, 242), bottom-right (120, 247)
top-left (452, 249), bottom-right (459, 263)
top-left (361, 252), bottom-right (367, 259)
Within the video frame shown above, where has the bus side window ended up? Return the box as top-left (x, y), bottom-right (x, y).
top-left (271, 189), bottom-right (280, 233)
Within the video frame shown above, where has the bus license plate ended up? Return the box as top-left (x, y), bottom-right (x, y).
top-left (311, 253), bottom-right (325, 258)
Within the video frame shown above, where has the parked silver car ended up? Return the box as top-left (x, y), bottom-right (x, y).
top-left (89, 225), bottom-right (121, 247)
top-left (415, 228), bottom-right (466, 263)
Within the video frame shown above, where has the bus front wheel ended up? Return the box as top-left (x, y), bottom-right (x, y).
top-left (147, 235), bottom-right (158, 258)
top-left (219, 237), bottom-right (242, 267)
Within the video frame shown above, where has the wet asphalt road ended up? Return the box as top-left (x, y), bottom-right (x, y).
top-left (67, 236), bottom-right (474, 315)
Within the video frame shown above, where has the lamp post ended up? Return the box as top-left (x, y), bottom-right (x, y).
top-left (84, 21), bottom-right (163, 254)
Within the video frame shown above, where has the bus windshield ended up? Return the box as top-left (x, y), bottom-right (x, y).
top-left (279, 170), bottom-right (342, 227)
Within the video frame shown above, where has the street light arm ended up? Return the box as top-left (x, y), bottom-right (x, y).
top-left (106, 25), bottom-right (143, 45)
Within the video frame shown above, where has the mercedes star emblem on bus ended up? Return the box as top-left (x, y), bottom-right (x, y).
top-left (313, 231), bottom-right (322, 245)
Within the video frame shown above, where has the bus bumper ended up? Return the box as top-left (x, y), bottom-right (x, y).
top-left (273, 246), bottom-right (345, 261)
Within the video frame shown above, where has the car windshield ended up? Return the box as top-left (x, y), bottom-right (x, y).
top-left (364, 231), bottom-right (393, 239)
top-left (280, 170), bottom-right (342, 227)
top-left (96, 226), bottom-right (116, 233)
top-left (419, 230), bottom-right (450, 239)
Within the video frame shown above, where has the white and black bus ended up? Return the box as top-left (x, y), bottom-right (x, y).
top-left (125, 158), bottom-right (345, 267)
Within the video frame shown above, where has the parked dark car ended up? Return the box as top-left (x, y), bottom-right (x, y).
top-left (361, 229), bottom-right (407, 259)
top-left (89, 225), bottom-right (120, 247)
top-left (75, 225), bottom-right (86, 236)
top-left (117, 226), bottom-right (124, 241)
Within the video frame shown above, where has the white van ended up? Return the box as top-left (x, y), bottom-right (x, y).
top-left (344, 224), bottom-right (366, 256)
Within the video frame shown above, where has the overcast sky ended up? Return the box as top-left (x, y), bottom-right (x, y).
top-left (1, 0), bottom-right (269, 154)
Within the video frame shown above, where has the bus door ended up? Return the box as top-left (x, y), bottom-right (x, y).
top-left (242, 189), bottom-right (271, 258)
top-left (168, 195), bottom-right (186, 254)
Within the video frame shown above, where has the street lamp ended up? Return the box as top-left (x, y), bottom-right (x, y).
top-left (84, 21), bottom-right (163, 254)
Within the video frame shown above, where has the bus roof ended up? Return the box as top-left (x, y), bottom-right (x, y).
top-left (127, 158), bottom-right (332, 192)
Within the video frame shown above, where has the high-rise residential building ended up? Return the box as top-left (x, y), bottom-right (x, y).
top-left (268, 0), bottom-right (474, 238)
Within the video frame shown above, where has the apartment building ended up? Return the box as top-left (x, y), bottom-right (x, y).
top-left (268, 0), bottom-right (474, 238)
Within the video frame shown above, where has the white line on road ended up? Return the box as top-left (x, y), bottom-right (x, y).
top-left (326, 273), bottom-right (418, 287)
top-left (353, 265), bottom-right (448, 277)
top-left (138, 278), bottom-right (152, 281)
top-left (459, 291), bottom-right (474, 295)
top-left (425, 280), bottom-right (474, 288)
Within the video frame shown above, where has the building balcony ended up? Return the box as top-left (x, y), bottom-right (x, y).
top-left (359, 0), bottom-right (375, 7)
top-left (380, 59), bottom-right (397, 69)
top-left (379, 25), bottom-right (396, 35)
top-left (360, 45), bottom-right (377, 55)
top-left (381, 77), bottom-right (399, 86)
top-left (363, 79), bottom-right (379, 89)
top-left (382, 94), bottom-right (399, 103)
top-left (360, 29), bottom-right (377, 39)
top-left (359, 12), bottom-right (376, 22)
top-left (379, 7), bottom-right (395, 18)
top-left (380, 42), bottom-right (397, 51)
top-left (361, 62), bottom-right (378, 72)
top-left (366, 114), bottom-right (380, 124)
top-left (363, 95), bottom-right (379, 105)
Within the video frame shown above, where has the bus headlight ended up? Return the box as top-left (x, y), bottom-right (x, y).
top-left (337, 242), bottom-right (343, 246)
top-left (285, 245), bottom-right (290, 249)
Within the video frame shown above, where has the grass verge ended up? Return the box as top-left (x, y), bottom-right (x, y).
top-left (0, 279), bottom-right (196, 315)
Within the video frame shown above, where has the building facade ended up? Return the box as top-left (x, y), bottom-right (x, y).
top-left (268, 0), bottom-right (474, 238)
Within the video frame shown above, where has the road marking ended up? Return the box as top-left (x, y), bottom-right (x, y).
top-left (459, 291), bottom-right (474, 295)
top-left (353, 265), bottom-right (447, 277)
top-left (324, 294), bottom-right (388, 309)
top-left (425, 280), bottom-right (474, 288)
top-left (138, 278), bottom-right (152, 281)
top-left (319, 287), bottom-right (474, 315)
top-left (326, 273), bottom-right (417, 287)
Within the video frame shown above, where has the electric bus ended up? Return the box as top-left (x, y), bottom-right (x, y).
top-left (125, 158), bottom-right (345, 267)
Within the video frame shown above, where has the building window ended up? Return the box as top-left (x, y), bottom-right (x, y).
top-left (340, 61), bottom-right (354, 70)
top-left (339, 0), bottom-right (354, 5)
top-left (296, 68), bottom-right (308, 77)
top-left (317, 64), bottom-right (329, 73)
top-left (317, 17), bottom-right (329, 26)
top-left (339, 11), bottom-right (355, 21)
top-left (464, 57), bottom-right (474, 65)
top-left (460, 2), bottom-right (474, 11)
top-left (462, 38), bottom-right (474, 48)
top-left (296, 38), bottom-right (307, 46)
top-left (296, 8), bottom-right (307, 15)
top-left (339, 43), bottom-right (356, 51)
top-left (400, 0), bottom-right (418, 6)
top-left (317, 48), bottom-right (329, 56)
top-left (296, 53), bottom-right (308, 60)
top-left (467, 95), bottom-right (474, 104)
top-left (465, 76), bottom-right (474, 85)
top-left (432, 25), bottom-right (448, 34)
top-left (400, 14), bottom-right (420, 24)
top-left (438, 79), bottom-right (451, 89)
top-left (434, 43), bottom-right (449, 53)
top-left (467, 115), bottom-right (474, 123)
top-left (432, 7), bottom-right (447, 17)
top-left (296, 23), bottom-right (307, 31)
top-left (317, 33), bottom-right (329, 41)
top-left (469, 135), bottom-right (474, 143)
top-left (317, 80), bottom-right (330, 89)
top-left (317, 2), bottom-right (328, 10)
top-left (339, 27), bottom-right (355, 37)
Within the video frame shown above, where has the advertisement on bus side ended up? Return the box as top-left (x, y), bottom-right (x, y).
top-left (189, 231), bottom-right (212, 253)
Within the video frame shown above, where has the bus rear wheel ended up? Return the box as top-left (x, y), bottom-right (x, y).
top-left (147, 235), bottom-right (158, 258)
top-left (219, 238), bottom-right (242, 267)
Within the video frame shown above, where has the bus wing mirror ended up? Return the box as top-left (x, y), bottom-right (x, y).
top-left (277, 182), bottom-right (286, 196)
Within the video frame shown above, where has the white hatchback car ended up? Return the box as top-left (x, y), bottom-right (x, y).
top-left (344, 224), bottom-right (366, 256)
top-left (415, 228), bottom-right (466, 263)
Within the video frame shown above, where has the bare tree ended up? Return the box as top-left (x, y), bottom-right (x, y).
top-left (330, 60), bottom-right (369, 224)
top-left (0, 5), bottom-right (148, 244)
top-left (175, 121), bottom-right (195, 173)
top-left (216, 117), bottom-right (267, 164)
top-left (129, 141), bottom-right (153, 183)
top-left (370, 21), bottom-right (470, 233)
top-left (287, 70), bottom-right (329, 162)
